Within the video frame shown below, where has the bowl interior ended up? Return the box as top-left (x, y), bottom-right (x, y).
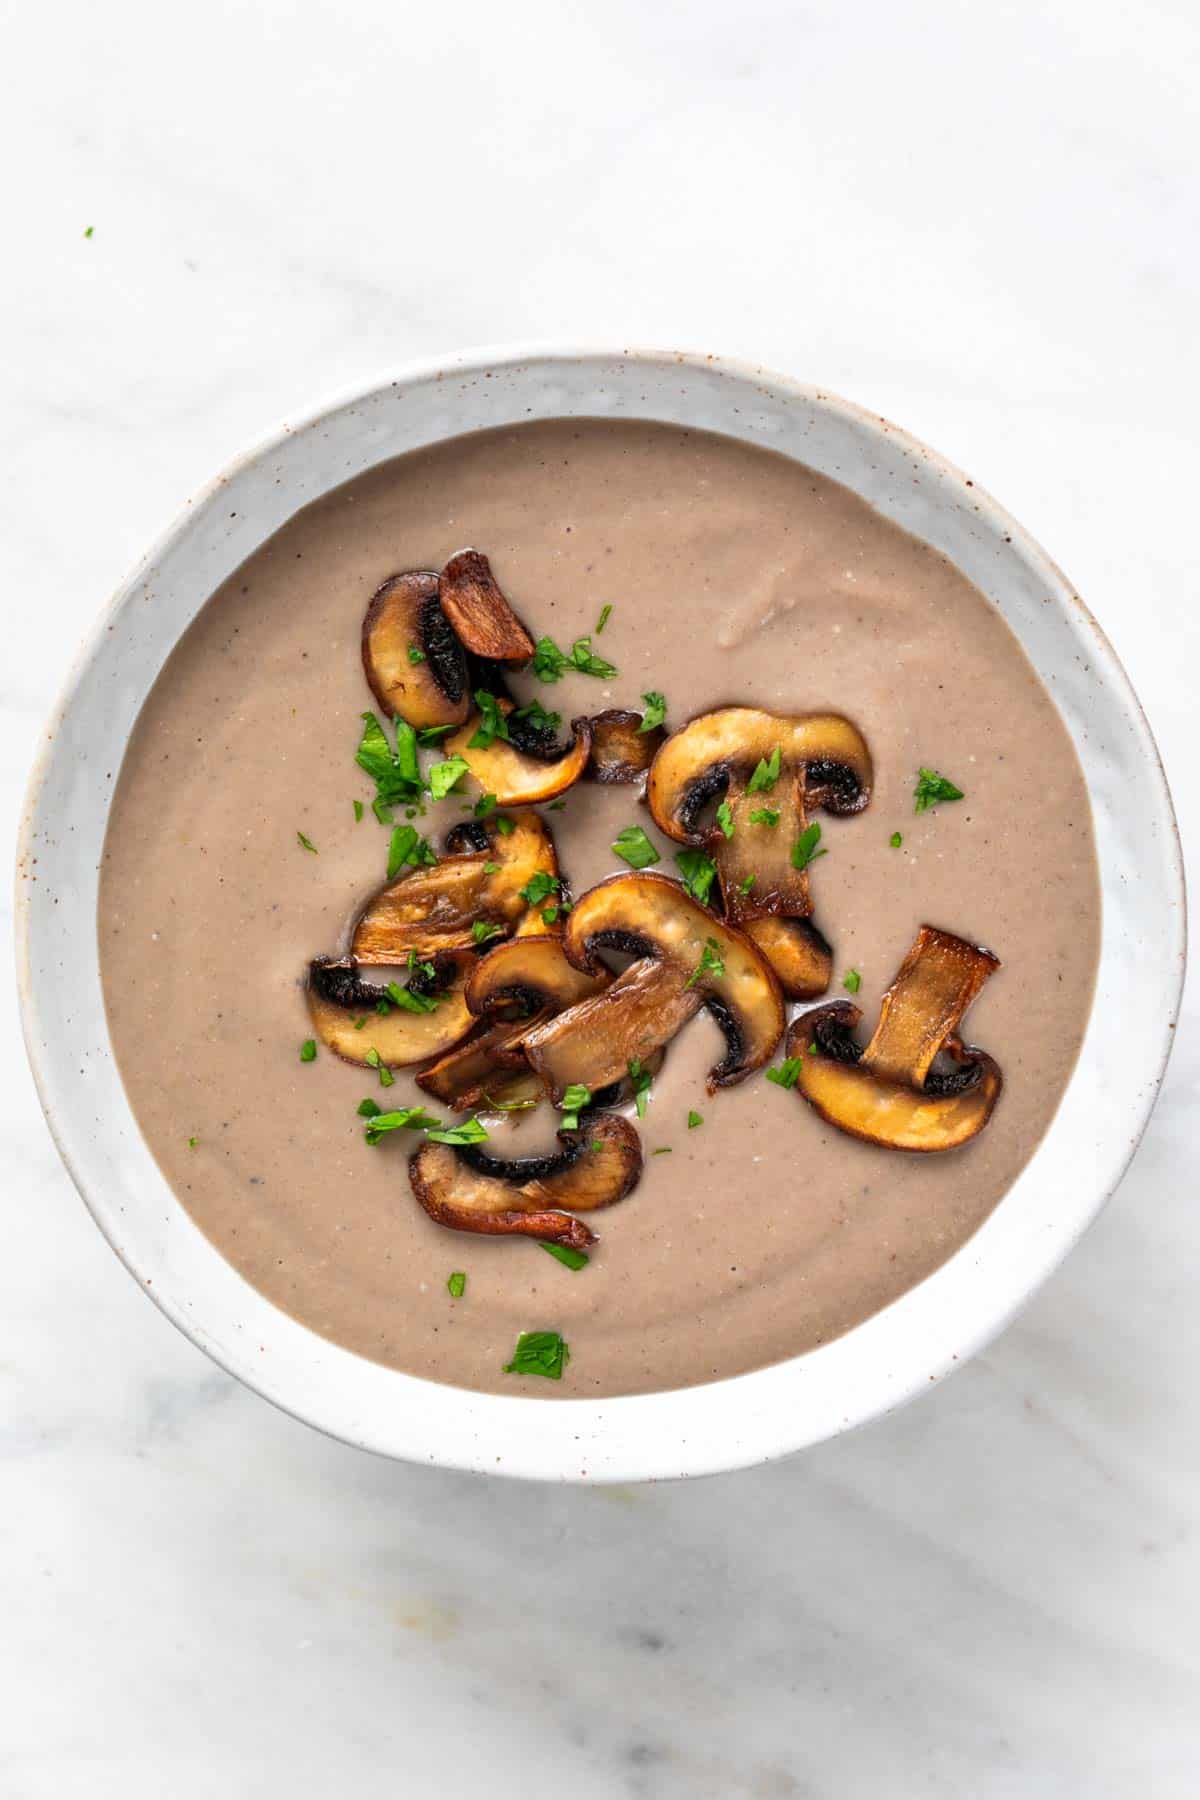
top-left (16, 348), bottom-right (1184, 1481)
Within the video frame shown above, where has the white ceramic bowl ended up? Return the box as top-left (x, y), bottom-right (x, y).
top-left (16, 347), bottom-right (1185, 1482)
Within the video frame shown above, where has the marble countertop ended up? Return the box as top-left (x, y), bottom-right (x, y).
top-left (3, 1), bottom-right (1196, 1793)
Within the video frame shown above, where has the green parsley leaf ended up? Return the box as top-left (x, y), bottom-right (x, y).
top-left (428, 753), bottom-right (471, 800)
top-left (737, 873), bottom-right (756, 897)
top-left (504, 1329), bottom-right (569, 1379)
top-left (531, 634), bottom-right (617, 683)
top-left (716, 799), bottom-right (734, 838)
top-left (541, 904), bottom-right (562, 925)
top-left (559, 1083), bottom-right (591, 1130)
top-left (540, 1242), bottom-right (589, 1271)
top-left (407, 644), bottom-right (425, 664)
top-left (612, 825), bottom-right (660, 870)
top-left (387, 824), bottom-right (437, 880)
top-left (639, 690), bottom-right (667, 733)
top-left (447, 1271), bottom-right (466, 1298)
top-left (364, 1104), bottom-right (441, 1144)
top-left (890, 831), bottom-right (903, 848)
top-left (791, 822), bottom-right (827, 871)
top-left (914, 767), bottom-right (965, 812)
top-left (628, 1058), bottom-right (652, 1119)
top-left (748, 806), bottom-right (779, 828)
top-left (352, 799), bottom-right (364, 822)
top-left (495, 815), bottom-right (515, 836)
top-left (417, 724), bottom-right (457, 746)
top-left (296, 831), bottom-right (318, 853)
top-left (83, 225), bottom-right (94, 239)
top-left (686, 936), bottom-right (725, 989)
top-left (652, 1146), bottom-right (672, 1155)
top-left (425, 1116), bottom-right (490, 1147)
top-left (595, 603), bottom-right (613, 634)
top-left (687, 1110), bottom-right (703, 1129)
top-left (356, 710), bottom-right (423, 819)
top-left (843, 969), bottom-right (862, 994)
top-left (469, 690), bottom-right (511, 750)
top-left (299, 1038), bottom-right (317, 1063)
top-left (513, 698), bottom-right (562, 732)
top-left (766, 1057), bottom-right (804, 1089)
top-left (357, 1097), bottom-right (382, 1117)
top-left (384, 979), bottom-right (440, 1015)
top-left (352, 1016), bottom-right (369, 1030)
top-left (746, 746), bottom-right (782, 795)
top-left (363, 1047), bottom-right (395, 1088)
top-left (675, 848), bottom-right (717, 906)
top-left (546, 800), bottom-right (567, 812)
top-left (519, 870), bottom-right (560, 907)
top-left (473, 791), bottom-right (497, 818)
top-left (187, 1134), bottom-right (198, 1148)
top-left (471, 920), bottom-right (504, 945)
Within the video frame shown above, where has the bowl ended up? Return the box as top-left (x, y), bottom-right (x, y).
top-left (15, 346), bottom-right (1185, 1482)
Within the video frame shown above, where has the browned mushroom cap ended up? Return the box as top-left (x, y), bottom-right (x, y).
top-left (742, 916), bottom-right (833, 1000)
top-left (442, 700), bottom-right (592, 807)
top-left (351, 812), bottom-right (560, 961)
top-left (409, 1114), bottom-right (643, 1247)
top-left (523, 871), bottom-right (785, 1097)
top-left (306, 952), bottom-right (475, 1067)
top-left (586, 709), bottom-right (666, 784)
top-left (790, 925), bottom-right (1002, 1152)
top-left (415, 1017), bottom-right (547, 1112)
top-left (465, 933), bottom-right (610, 1020)
top-left (646, 707), bottom-right (872, 927)
top-left (361, 571), bottom-right (470, 729)
top-left (438, 550), bottom-right (536, 664)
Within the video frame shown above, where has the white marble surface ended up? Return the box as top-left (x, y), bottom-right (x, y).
top-left (3, 1), bottom-right (1197, 1792)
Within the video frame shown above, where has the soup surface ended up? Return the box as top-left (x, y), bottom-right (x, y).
top-left (99, 419), bottom-right (1100, 1396)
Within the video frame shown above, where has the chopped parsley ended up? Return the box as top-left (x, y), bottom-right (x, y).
top-left (766, 1057), bottom-right (804, 1089)
top-left (299, 1038), bottom-right (317, 1062)
top-left (559, 1083), bottom-right (591, 1130)
top-left (447, 1271), bottom-right (467, 1298)
top-left (628, 1058), bottom-right (652, 1119)
top-left (716, 799), bottom-right (734, 839)
top-left (791, 822), bottom-right (827, 872)
top-left (513, 698), bottom-right (562, 732)
top-left (384, 978), bottom-right (440, 1015)
top-left (546, 800), bottom-right (567, 812)
top-left (687, 1110), bottom-right (703, 1129)
top-left (387, 824), bottom-right (437, 880)
top-left (83, 225), bottom-right (94, 238)
top-left (914, 767), bottom-right (965, 812)
top-left (541, 903), bottom-right (565, 924)
top-left (474, 791), bottom-right (497, 818)
top-left (357, 1097), bottom-right (382, 1117)
top-left (843, 969), bottom-right (862, 994)
top-left (425, 1116), bottom-right (490, 1147)
top-left (519, 870), bottom-right (561, 907)
top-left (483, 861), bottom-right (501, 874)
top-left (686, 936), bottom-right (725, 988)
top-left (595, 603), bottom-right (613, 634)
top-left (737, 872), bottom-right (756, 897)
top-left (356, 710), bottom-right (423, 821)
top-left (639, 690), bottom-right (667, 733)
top-left (675, 847), bottom-right (717, 906)
top-left (890, 831), bottom-right (903, 848)
top-left (428, 753), bottom-right (470, 800)
top-left (532, 634), bottom-right (617, 683)
top-left (417, 723), bottom-right (457, 746)
top-left (612, 825), bottom-right (660, 870)
top-left (353, 799), bottom-right (364, 822)
top-left (504, 1329), bottom-right (569, 1379)
top-left (469, 690), bottom-right (511, 750)
top-left (540, 1241), bottom-right (589, 1271)
top-left (296, 831), bottom-right (318, 853)
top-left (187, 1135), bottom-right (198, 1148)
top-left (407, 644), bottom-right (425, 664)
top-left (363, 1047), bottom-right (395, 1088)
top-left (746, 746), bottom-right (782, 795)
top-left (471, 920), bottom-right (504, 945)
top-left (364, 1104), bottom-right (441, 1143)
top-left (652, 1146), bottom-right (672, 1156)
top-left (494, 815), bottom-right (515, 836)
top-left (748, 806), bottom-right (779, 828)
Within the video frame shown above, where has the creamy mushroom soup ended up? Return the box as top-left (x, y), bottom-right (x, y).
top-left (99, 419), bottom-right (1100, 1397)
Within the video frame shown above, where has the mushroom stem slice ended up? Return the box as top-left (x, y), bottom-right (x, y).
top-left (791, 926), bottom-right (1002, 1153)
top-left (443, 703), bottom-right (592, 807)
top-left (409, 1114), bottom-right (643, 1246)
top-left (351, 813), bottom-right (560, 960)
top-left (438, 550), bottom-right (537, 664)
top-left (529, 870), bottom-right (784, 1093)
top-left (361, 571), bottom-right (470, 728)
top-left (416, 1018), bottom-right (549, 1111)
top-left (306, 953), bottom-right (475, 1067)
top-left (743, 916), bottom-right (833, 999)
top-left (523, 959), bottom-right (702, 1101)
top-left (587, 709), bottom-right (666, 784)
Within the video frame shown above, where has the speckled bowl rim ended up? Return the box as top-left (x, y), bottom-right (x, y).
top-left (15, 345), bottom-right (1186, 1482)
